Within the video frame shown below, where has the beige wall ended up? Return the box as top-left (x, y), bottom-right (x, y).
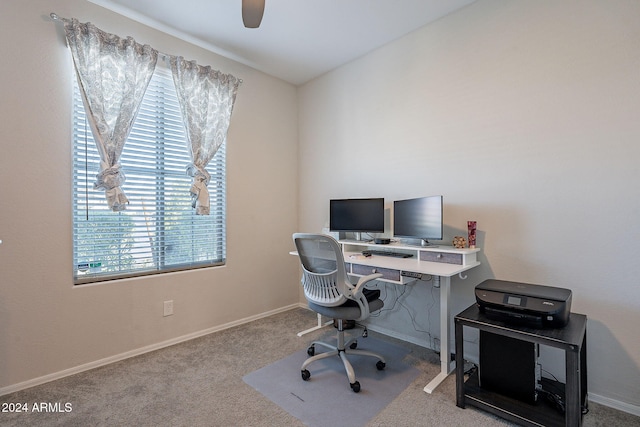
top-left (298, 0), bottom-right (640, 412)
top-left (0, 0), bottom-right (299, 391)
top-left (2, 0), bottom-right (639, 416)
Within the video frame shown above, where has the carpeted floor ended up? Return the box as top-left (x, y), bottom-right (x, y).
top-left (0, 308), bottom-right (638, 426)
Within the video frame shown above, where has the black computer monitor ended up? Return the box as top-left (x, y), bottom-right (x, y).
top-left (330, 198), bottom-right (384, 240)
top-left (393, 195), bottom-right (443, 246)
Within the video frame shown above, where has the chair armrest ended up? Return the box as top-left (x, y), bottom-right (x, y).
top-left (347, 273), bottom-right (382, 320)
top-left (351, 273), bottom-right (383, 298)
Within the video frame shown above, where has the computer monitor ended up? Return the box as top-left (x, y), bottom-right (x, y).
top-left (393, 195), bottom-right (443, 246)
top-left (329, 198), bottom-right (384, 241)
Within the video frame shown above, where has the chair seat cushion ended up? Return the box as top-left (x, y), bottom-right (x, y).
top-left (343, 288), bottom-right (380, 306)
top-left (307, 288), bottom-right (383, 321)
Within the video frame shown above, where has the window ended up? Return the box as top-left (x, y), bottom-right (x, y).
top-left (72, 66), bottom-right (226, 284)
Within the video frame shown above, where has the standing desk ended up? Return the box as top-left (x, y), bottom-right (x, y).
top-left (293, 240), bottom-right (481, 393)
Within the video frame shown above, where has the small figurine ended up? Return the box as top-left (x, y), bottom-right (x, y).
top-left (453, 236), bottom-right (466, 249)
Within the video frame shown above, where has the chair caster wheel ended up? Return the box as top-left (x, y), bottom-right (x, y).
top-left (350, 381), bottom-right (361, 393)
top-left (301, 369), bottom-right (311, 381)
top-left (350, 341), bottom-right (357, 349)
top-left (307, 346), bottom-right (315, 356)
top-left (376, 361), bottom-right (386, 370)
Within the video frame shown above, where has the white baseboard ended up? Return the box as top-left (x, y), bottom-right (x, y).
top-left (588, 392), bottom-right (640, 417)
top-left (0, 304), bottom-right (299, 397)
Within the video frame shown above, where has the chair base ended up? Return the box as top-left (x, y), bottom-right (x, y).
top-left (300, 320), bottom-right (386, 392)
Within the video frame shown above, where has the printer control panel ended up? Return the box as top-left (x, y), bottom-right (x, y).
top-left (505, 294), bottom-right (527, 307)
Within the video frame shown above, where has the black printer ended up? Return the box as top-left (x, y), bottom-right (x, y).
top-left (475, 279), bottom-right (572, 328)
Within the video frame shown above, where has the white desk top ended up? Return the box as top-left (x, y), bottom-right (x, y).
top-left (340, 239), bottom-right (480, 254)
top-left (291, 240), bottom-right (480, 278)
top-left (340, 240), bottom-right (479, 278)
top-left (344, 251), bottom-right (479, 277)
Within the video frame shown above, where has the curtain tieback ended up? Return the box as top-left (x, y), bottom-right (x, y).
top-left (186, 163), bottom-right (210, 186)
top-left (94, 164), bottom-right (128, 211)
top-left (94, 164), bottom-right (126, 191)
top-left (186, 164), bottom-right (210, 215)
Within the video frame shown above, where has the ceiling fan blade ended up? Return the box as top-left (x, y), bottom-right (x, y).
top-left (242, 0), bottom-right (265, 28)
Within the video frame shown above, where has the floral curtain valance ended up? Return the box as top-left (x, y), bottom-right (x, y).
top-left (170, 57), bottom-right (241, 215)
top-left (60, 16), bottom-right (241, 214)
top-left (63, 18), bottom-right (158, 211)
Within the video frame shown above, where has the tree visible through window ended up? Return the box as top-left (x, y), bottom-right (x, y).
top-left (72, 66), bottom-right (226, 284)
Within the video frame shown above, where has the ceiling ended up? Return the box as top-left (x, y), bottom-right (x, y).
top-left (90, 0), bottom-right (476, 86)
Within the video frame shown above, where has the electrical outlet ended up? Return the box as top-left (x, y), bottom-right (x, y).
top-left (163, 300), bottom-right (174, 317)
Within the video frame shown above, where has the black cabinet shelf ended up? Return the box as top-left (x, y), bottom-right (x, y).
top-left (455, 304), bottom-right (587, 427)
top-left (463, 372), bottom-right (570, 427)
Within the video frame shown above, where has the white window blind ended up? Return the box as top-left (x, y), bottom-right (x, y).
top-left (73, 66), bottom-right (226, 285)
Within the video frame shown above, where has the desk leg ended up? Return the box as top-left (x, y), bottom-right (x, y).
top-left (297, 313), bottom-right (333, 337)
top-left (424, 275), bottom-right (453, 393)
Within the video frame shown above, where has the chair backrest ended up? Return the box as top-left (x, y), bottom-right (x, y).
top-left (292, 233), bottom-right (351, 307)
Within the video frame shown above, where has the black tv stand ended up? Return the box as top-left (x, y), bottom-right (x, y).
top-left (455, 304), bottom-right (587, 427)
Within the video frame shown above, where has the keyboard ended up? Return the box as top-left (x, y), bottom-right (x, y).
top-left (362, 250), bottom-right (413, 258)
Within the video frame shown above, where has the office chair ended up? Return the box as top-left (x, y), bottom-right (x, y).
top-left (292, 233), bottom-right (386, 392)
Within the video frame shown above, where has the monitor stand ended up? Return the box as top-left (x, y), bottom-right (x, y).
top-left (344, 232), bottom-right (372, 243)
top-left (421, 239), bottom-right (438, 248)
